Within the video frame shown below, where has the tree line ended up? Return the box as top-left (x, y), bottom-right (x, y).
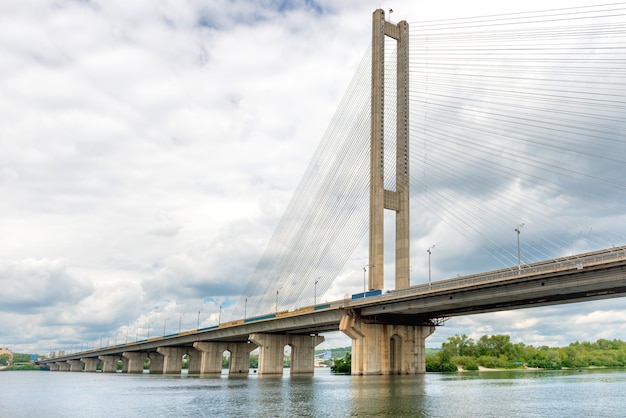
top-left (427, 334), bottom-right (626, 372)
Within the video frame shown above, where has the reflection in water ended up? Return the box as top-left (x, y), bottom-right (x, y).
top-left (1, 368), bottom-right (626, 417)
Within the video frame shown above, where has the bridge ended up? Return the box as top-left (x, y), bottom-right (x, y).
top-left (42, 6), bottom-right (626, 375)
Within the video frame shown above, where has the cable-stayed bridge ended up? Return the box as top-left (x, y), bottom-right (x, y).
top-left (43, 5), bottom-right (626, 375)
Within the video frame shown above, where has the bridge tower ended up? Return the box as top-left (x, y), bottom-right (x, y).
top-left (369, 8), bottom-right (410, 291)
top-left (341, 9), bottom-right (435, 376)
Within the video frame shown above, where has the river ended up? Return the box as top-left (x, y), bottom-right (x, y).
top-left (1, 368), bottom-right (624, 417)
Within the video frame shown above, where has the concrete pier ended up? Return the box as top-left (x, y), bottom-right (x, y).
top-left (48, 362), bottom-right (59, 371)
top-left (122, 352), bottom-right (147, 373)
top-left (157, 347), bottom-right (187, 374)
top-left (249, 333), bottom-right (324, 375)
top-left (186, 348), bottom-right (202, 374)
top-left (81, 357), bottom-right (100, 372)
top-left (56, 361), bottom-right (70, 371)
top-left (98, 355), bottom-right (120, 373)
top-left (148, 352), bottom-right (164, 374)
top-left (67, 359), bottom-right (83, 372)
top-left (340, 315), bottom-right (434, 375)
top-left (193, 342), bottom-right (257, 374)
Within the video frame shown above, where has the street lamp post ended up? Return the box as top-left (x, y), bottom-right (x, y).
top-left (427, 245), bottom-right (436, 287)
top-left (114, 331), bottom-right (119, 346)
top-left (147, 322), bottom-right (151, 339)
top-left (244, 298), bottom-right (248, 319)
top-left (515, 223), bottom-right (525, 270)
top-left (314, 278), bottom-right (319, 305)
top-left (275, 290), bottom-right (279, 314)
top-left (179, 313), bottom-right (184, 333)
top-left (197, 310), bottom-right (201, 330)
top-left (163, 318), bottom-right (169, 336)
top-left (218, 305), bottom-right (222, 324)
top-left (363, 266), bottom-right (367, 295)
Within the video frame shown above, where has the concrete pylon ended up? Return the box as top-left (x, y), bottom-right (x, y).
top-left (67, 360), bottom-right (82, 372)
top-left (122, 352), bottom-right (147, 373)
top-left (369, 8), bottom-right (411, 291)
top-left (81, 358), bottom-right (100, 372)
top-left (249, 333), bottom-right (325, 375)
top-left (56, 361), bottom-right (70, 371)
top-left (193, 341), bottom-right (257, 374)
top-left (340, 314), bottom-right (434, 375)
top-left (249, 334), bottom-right (289, 375)
top-left (186, 348), bottom-right (202, 374)
top-left (98, 355), bottom-right (119, 373)
top-left (157, 347), bottom-right (187, 374)
top-left (228, 342), bottom-right (257, 374)
top-left (193, 342), bottom-right (228, 374)
top-left (48, 363), bottom-right (60, 371)
top-left (148, 352), bottom-right (164, 374)
top-left (290, 334), bottom-right (325, 374)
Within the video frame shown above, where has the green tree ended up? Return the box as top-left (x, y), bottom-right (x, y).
top-left (331, 353), bottom-right (351, 374)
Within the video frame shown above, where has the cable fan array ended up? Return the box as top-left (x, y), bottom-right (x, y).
top-left (232, 3), bottom-right (626, 319)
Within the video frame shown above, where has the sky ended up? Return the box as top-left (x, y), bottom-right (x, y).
top-left (1, 0), bottom-right (625, 355)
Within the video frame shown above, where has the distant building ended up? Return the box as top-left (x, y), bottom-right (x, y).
top-left (0, 347), bottom-right (13, 365)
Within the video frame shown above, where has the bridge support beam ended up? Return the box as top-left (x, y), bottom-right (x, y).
top-left (193, 342), bottom-right (228, 374)
top-left (157, 347), bottom-right (186, 374)
top-left (122, 352), bottom-right (147, 373)
top-left (67, 359), bottom-right (83, 372)
top-left (48, 363), bottom-right (59, 371)
top-left (249, 334), bottom-right (288, 375)
top-left (148, 352), bottom-right (164, 374)
top-left (81, 358), bottom-right (100, 372)
top-left (98, 355), bottom-right (119, 373)
top-left (186, 348), bottom-right (202, 374)
top-left (56, 361), bottom-right (70, 371)
top-left (291, 334), bottom-right (325, 374)
top-left (340, 315), bottom-right (434, 375)
top-left (228, 342), bottom-right (257, 374)
top-left (193, 342), bottom-right (257, 374)
top-left (249, 333), bottom-right (324, 375)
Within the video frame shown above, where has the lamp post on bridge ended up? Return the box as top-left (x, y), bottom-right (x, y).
top-left (314, 278), bottom-right (319, 305)
top-left (218, 305), bottom-right (222, 324)
top-left (427, 245), bottom-right (436, 287)
top-left (163, 318), bottom-right (169, 336)
top-left (244, 297), bottom-right (247, 319)
top-left (114, 330), bottom-right (119, 346)
top-left (515, 223), bottom-right (525, 271)
top-left (275, 290), bottom-right (279, 314)
top-left (179, 313), bottom-right (184, 333)
top-left (197, 309), bottom-right (201, 330)
top-left (363, 266), bottom-right (367, 295)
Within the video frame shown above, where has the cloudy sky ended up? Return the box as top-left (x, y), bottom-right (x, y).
top-left (1, 0), bottom-right (625, 354)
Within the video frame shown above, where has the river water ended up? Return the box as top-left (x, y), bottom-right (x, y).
top-left (1, 368), bottom-right (624, 417)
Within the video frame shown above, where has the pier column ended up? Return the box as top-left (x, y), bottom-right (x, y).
top-left (249, 334), bottom-right (289, 375)
top-left (48, 363), bottom-right (59, 371)
top-left (81, 358), bottom-right (100, 372)
top-left (290, 335), bottom-right (325, 374)
top-left (67, 359), bottom-right (83, 372)
top-left (193, 342), bottom-right (228, 374)
top-left (120, 356), bottom-right (129, 373)
top-left (98, 355), bottom-right (119, 373)
top-left (56, 361), bottom-right (70, 371)
top-left (148, 352), bottom-right (164, 374)
top-left (186, 348), bottom-right (202, 374)
top-left (340, 315), bottom-right (434, 375)
top-left (122, 352), bottom-right (147, 373)
top-left (228, 342), bottom-right (257, 374)
top-left (157, 347), bottom-right (187, 374)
